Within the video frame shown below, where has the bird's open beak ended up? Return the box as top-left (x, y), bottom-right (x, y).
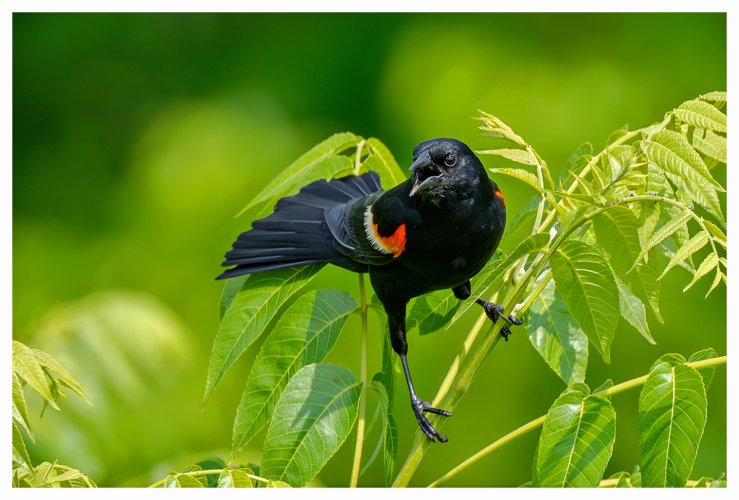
top-left (409, 150), bottom-right (442, 197)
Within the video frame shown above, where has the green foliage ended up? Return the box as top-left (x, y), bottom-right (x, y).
top-left (204, 135), bottom-right (405, 486)
top-left (152, 464), bottom-right (273, 488)
top-left (13, 462), bottom-right (97, 488)
top-left (204, 92), bottom-right (725, 488)
top-left (12, 341), bottom-right (96, 488)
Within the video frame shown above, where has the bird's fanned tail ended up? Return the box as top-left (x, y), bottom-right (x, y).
top-left (216, 172), bottom-right (383, 279)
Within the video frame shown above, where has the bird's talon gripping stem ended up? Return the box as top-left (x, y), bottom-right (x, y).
top-left (475, 299), bottom-right (522, 338)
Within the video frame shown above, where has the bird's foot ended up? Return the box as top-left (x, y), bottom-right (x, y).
top-left (475, 299), bottom-right (523, 341)
top-left (411, 397), bottom-right (452, 443)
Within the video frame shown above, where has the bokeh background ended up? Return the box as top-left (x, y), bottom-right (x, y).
top-left (13, 13), bottom-right (726, 487)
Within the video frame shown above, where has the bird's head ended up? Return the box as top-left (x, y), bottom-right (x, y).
top-left (408, 138), bottom-right (488, 200)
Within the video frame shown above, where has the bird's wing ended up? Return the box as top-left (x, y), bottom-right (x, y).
top-left (324, 179), bottom-right (411, 266)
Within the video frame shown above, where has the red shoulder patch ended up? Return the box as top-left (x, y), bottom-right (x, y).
top-left (373, 222), bottom-right (406, 258)
top-left (495, 188), bottom-right (506, 207)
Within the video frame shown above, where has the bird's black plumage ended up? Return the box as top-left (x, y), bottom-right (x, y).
top-left (218, 138), bottom-right (520, 442)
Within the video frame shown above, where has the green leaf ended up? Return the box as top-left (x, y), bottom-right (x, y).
top-left (164, 473), bottom-right (206, 488)
top-left (477, 110), bottom-right (527, 146)
top-left (219, 275), bottom-right (247, 320)
top-left (692, 475), bottom-right (726, 487)
top-left (204, 265), bottom-right (321, 404)
top-left (30, 347), bottom-right (89, 404)
top-left (237, 132), bottom-right (360, 215)
top-left (479, 148), bottom-right (538, 166)
top-left (639, 356), bottom-right (708, 487)
top-left (699, 91), bottom-right (726, 103)
top-left (12, 421), bottom-right (33, 470)
top-left (407, 289), bottom-right (460, 336)
top-left (634, 208), bottom-right (692, 267)
top-left (692, 129), bottom-right (726, 164)
top-left (683, 252), bottom-right (718, 292)
top-left (261, 363), bottom-right (362, 486)
top-left (361, 382), bottom-right (389, 476)
top-left (373, 322), bottom-right (396, 407)
top-left (550, 241), bottom-right (619, 363)
top-left (609, 471), bottom-right (634, 487)
top-left (660, 230), bottom-right (709, 279)
top-left (667, 170), bottom-right (724, 222)
top-left (675, 100), bottom-right (727, 133)
top-left (489, 167), bottom-right (542, 191)
top-left (361, 381), bottom-right (398, 487)
top-left (231, 289), bottom-right (357, 453)
top-left (615, 275), bottom-right (654, 344)
top-left (634, 201), bottom-right (660, 246)
top-left (644, 130), bottom-right (723, 190)
top-left (453, 233), bottom-right (550, 322)
top-left (526, 279), bottom-right (588, 385)
top-left (365, 137), bottom-right (406, 188)
top-left (642, 130), bottom-right (724, 218)
top-left (606, 466), bottom-right (641, 487)
top-left (217, 468), bottom-right (254, 487)
top-left (266, 479), bottom-right (291, 488)
top-left (702, 219), bottom-right (726, 247)
top-left (12, 340), bottom-right (58, 410)
top-left (12, 373), bottom-right (33, 441)
top-left (688, 348), bottom-right (718, 390)
top-left (592, 206), bottom-right (661, 321)
top-left (536, 383), bottom-right (616, 486)
top-left (383, 414), bottom-right (399, 486)
top-left (371, 325), bottom-right (397, 485)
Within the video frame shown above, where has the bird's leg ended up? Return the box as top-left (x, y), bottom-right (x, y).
top-left (386, 306), bottom-right (451, 443)
top-left (474, 298), bottom-right (523, 341)
top-left (400, 354), bottom-right (452, 443)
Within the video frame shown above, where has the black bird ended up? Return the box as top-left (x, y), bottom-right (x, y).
top-left (217, 138), bottom-right (521, 442)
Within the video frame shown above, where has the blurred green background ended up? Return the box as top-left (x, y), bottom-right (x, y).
top-left (13, 13), bottom-right (726, 487)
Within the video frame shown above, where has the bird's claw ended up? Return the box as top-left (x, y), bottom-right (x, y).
top-left (476, 300), bottom-right (522, 339)
top-left (412, 398), bottom-right (452, 443)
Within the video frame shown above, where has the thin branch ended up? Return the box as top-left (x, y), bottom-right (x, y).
top-left (349, 273), bottom-right (369, 487)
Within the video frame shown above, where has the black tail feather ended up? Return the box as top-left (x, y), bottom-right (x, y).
top-left (217, 172), bottom-right (383, 280)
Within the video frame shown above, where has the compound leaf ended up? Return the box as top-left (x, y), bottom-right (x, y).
top-left (231, 289), bottom-right (356, 453)
top-left (204, 265), bottom-right (321, 404)
top-left (261, 363), bottom-right (362, 487)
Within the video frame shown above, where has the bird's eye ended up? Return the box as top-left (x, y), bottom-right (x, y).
top-left (444, 154), bottom-right (457, 167)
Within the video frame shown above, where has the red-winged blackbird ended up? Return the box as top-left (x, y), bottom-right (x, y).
top-left (218, 138), bottom-right (521, 442)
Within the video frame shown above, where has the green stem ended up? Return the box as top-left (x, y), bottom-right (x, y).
top-left (427, 355), bottom-right (726, 487)
top-left (148, 469), bottom-right (270, 488)
top-left (427, 416), bottom-right (546, 488)
top-left (349, 273), bottom-right (369, 487)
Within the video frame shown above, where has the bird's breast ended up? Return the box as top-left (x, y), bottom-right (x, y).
top-left (401, 205), bottom-right (503, 280)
